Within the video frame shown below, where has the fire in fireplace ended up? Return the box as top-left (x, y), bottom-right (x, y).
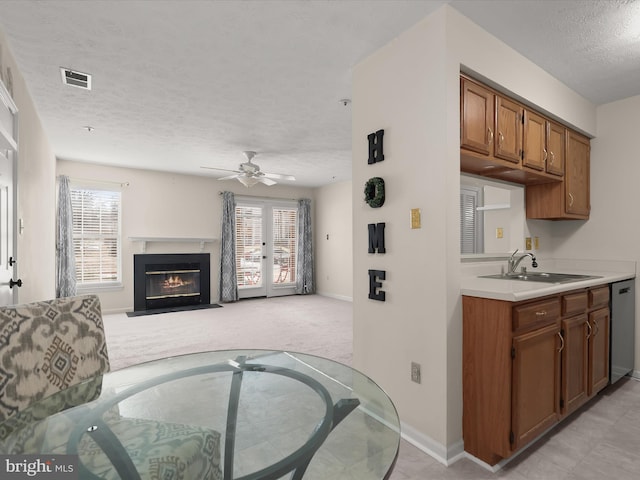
top-left (134, 253), bottom-right (210, 312)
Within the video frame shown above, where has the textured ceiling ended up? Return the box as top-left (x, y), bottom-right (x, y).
top-left (0, 0), bottom-right (638, 188)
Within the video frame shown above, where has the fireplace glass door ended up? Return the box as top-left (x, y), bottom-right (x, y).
top-left (145, 266), bottom-right (201, 309)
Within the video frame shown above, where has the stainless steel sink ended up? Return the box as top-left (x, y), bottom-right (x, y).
top-left (479, 272), bottom-right (602, 284)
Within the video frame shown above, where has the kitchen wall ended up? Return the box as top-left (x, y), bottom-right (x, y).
top-left (0, 30), bottom-right (57, 303)
top-left (57, 159), bottom-right (317, 313)
top-left (548, 94), bottom-right (640, 374)
top-left (352, 5), bottom-right (596, 463)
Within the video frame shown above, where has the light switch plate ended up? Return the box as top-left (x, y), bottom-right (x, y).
top-left (410, 208), bottom-right (421, 229)
top-left (496, 227), bottom-right (503, 239)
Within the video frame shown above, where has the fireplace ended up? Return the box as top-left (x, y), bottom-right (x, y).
top-left (133, 253), bottom-right (211, 312)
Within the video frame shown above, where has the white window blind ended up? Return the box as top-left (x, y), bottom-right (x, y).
top-left (235, 205), bottom-right (263, 287)
top-left (272, 207), bottom-right (297, 285)
top-left (460, 186), bottom-right (483, 254)
top-left (71, 187), bottom-right (121, 286)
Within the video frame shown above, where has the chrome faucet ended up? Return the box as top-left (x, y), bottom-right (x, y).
top-left (508, 249), bottom-right (538, 274)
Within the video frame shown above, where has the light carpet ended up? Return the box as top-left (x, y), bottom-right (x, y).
top-left (103, 294), bottom-right (353, 371)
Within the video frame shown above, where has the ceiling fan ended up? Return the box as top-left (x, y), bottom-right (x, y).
top-left (201, 151), bottom-right (296, 187)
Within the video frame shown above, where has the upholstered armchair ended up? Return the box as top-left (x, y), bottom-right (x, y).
top-left (0, 295), bottom-right (221, 479)
top-left (0, 295), bottom-right (110, 423)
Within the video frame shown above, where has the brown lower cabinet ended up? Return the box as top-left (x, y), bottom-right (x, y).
top-left (463, 285), bottom-right (610, 465)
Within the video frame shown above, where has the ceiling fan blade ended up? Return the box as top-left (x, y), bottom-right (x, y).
top-left (258, 177), bottom-right (277, 186)
top-left (218, 174), bottom-right (242, 181)
top-left (200, 166), bottom-right (242, 174)
top-left (262, 172), bottom-right (296, 181)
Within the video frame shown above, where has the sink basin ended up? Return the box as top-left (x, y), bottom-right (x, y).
top-left (479, 272), bottom-right (602, 284)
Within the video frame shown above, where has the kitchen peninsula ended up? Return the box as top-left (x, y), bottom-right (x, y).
top-left (461, 258), bottom-right (635, 467)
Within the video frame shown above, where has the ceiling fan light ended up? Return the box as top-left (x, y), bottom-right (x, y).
top-left (238, 176), bottom-right (259, 187)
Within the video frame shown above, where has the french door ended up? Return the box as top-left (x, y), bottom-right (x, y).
top-left (235, 199), bottom-right (298, 298)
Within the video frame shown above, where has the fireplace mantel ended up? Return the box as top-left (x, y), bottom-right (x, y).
top-left (129, 237), bottom-right (216, 253)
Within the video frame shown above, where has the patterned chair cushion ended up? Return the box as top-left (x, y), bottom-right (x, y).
top-left (71, 416), bottom-right (223, 480)
top-left (0, 295), bottom-right (110, 423)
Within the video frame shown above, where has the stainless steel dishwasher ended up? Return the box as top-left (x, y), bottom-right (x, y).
top-left (610, 279), bottom-right (635, 384)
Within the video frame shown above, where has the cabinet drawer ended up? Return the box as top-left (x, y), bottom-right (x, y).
top-left (562, 292), bottom-right (588, 316)
top-left (589, 286), bottom-right (609, 308)
top-left (513, 299), bottom-right (560, 332)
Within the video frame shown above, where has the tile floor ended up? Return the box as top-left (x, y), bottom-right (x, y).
top-left (390, 376), bottom-right (640, 479)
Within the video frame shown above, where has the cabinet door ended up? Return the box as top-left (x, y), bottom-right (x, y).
top-left (566, 131), bottom-right (590, 216)
top-left (461, 78), bottom-right (494, 155)
top-left (495, 96), bottom-right (522, 164)
top-left (512, 322), bottom-right (561, 450)
top-left (546, 121), bottom-right (565, 176)
top-left (523, 110), bottom-right (546, 171)
top-left (561, 315), bottom-right (589, 416)
top-left (589, 308), bottom-right (610, 395)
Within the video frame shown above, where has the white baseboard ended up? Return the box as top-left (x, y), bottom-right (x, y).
top-left (631, 370), bottom-right (640, 380)
top-left (316, 291), bottom-right (353, 302)
top-left (399, 422), bottom-right (465, 466)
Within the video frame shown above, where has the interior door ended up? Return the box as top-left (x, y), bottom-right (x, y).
top-left (235, 200), bottom-right (297, 299)
top-left (0, 82), bottom-right (18, 306)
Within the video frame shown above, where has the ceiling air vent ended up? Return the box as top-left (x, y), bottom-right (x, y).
top-left (60, 68), bottom-right (92, 90)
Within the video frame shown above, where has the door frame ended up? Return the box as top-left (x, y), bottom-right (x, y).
top-left (0, 80), bottom-right (18, 306)
top-left (235, 196), bottom-right (297, 299)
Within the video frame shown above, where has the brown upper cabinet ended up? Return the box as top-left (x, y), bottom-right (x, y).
top-left (460, 74), bottom-right (590, 220)
top-left (526, 130), bottom-right (590, 220)
top-left (495, 96), bottom-right (523, 164)
top-left (523, 110), bottom-right (565, 177)
top-left (460, 76), bottom-right (563, 184)
top-left (460, 78), bottom-right (494, 156)
top-left (546, 121), bottom-right (566, 176)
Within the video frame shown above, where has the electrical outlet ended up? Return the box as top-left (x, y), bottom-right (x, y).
top-left (411, 362), bottom-right (421, 384)
top-left (534, 236), bottom-right (540, 249)
top-left (525, 237), bottom-right (532, 250)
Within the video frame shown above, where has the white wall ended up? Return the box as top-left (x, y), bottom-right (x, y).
top-left (314, 180), bottom-right (353, 301)
top-left (549, 95), bottom-right (640, 371)
top-left (57, 159), bottom-right (316, 313)
top-left (353, 5), bottom-right (597, 462)
top-left (353, 7), bottom-right (453, 455)
top-left (1, 30), bottom-right (57, 303)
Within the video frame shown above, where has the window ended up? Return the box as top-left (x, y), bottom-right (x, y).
top-left (71, 186), bottom-right (122, 288)
top-left (460, 185), bottom-right (483, 254)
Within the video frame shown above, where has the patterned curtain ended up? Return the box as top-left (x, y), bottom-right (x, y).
top-left (296, 198), bottom-right (314, 294)
top-left (56, 175), bottom-right (77, 298)
top-left (219, 191), bottom-right (238, 302)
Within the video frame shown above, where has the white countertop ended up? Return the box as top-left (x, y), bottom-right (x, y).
top-left (461, 258), bottom-right (636, 302)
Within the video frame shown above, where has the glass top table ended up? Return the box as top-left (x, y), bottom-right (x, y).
top-left (0, 350), bottom-right (400, 479)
